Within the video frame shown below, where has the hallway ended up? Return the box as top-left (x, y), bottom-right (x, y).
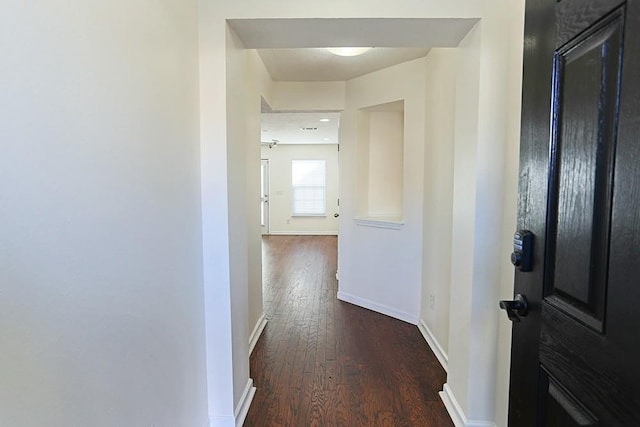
top-left (245, 235), bottom-right (453, 426)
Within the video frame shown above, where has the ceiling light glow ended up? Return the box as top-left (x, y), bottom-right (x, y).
top-left (319, 118), bottom-right (330, 122)
top-left (327, 47), bottom-right (373, 57)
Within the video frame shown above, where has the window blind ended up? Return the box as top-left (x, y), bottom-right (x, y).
top-left (292, 160), bottom-right (326, 216)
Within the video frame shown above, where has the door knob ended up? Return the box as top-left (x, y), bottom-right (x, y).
top-left (499, 294), bottom-right (529, 322)
top-left (334, 213), bottom-right (339, 218)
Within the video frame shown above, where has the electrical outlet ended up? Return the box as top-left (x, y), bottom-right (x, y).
top-left (429, 294), bottom-right (435, 309)
top-left (286, 219), bottom-right (290, 224)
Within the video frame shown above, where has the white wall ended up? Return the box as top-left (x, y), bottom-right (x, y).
top-left (246, 49), bottom-right (273, 353)
top-left (201, 25), bottom-right (280, 426)
top-left (494, 0), bottom-right (526, 424)
top-left (0, 2), bottom-right (207, 426)
top-left (442, 0), bottom-right (525, 424)
top-left (339, 58), bottom-right (427, 324)
top-left (271, 81), bottom-right (346, 111)
top-left (367, 111), bottom-right (404, 218)
top-left (225, 27), bottom-right (253, 412)
top-left (419, 48), bottom-right (458, 371)
top-left (261, 144), bottom-right (340, 235)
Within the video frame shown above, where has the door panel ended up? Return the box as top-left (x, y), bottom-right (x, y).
top-left (509, 0), bottom-right (640, 425)
top-left (545, 8), bottom-right (623, 332)
top-left (555, 0), bottom-right (625, 48)
top-left (541, 369), bottom-right (598, 427)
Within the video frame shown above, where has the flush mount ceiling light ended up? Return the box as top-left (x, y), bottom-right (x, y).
top-left (326, 47), bottom-right (373, 57)
top-left (319, 118), bottom-right (330, 122)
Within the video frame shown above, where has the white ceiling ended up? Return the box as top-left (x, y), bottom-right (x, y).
top-left (261, 112), bottom-right (340, 145)
top-left (257, 47), bottom-right (431, 81)
top-left (229, 18), bottom-right (478, 82)
top-left (227, 18), bottom-right (479, 49)
top-left (233, 18), bottom-right (480, 144)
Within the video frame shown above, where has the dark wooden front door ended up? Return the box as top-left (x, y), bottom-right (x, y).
top-left (507, 0), bottom-right (640, 425)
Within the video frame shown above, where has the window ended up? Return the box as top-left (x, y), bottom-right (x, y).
top-left (292, 160), bottom-right (326, 216)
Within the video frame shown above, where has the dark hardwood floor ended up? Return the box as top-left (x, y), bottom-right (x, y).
top-left (244, 235), bottom-right (453, 427)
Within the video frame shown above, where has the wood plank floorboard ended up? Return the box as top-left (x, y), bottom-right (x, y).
top-left (244, 235), bottom-right (453, 427)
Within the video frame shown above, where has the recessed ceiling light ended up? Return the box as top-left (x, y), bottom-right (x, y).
top-left (319, 118), bottom-right (330, 122)
top-left (323, 138), bottom-right (330, 141)
top-left (327, 47), bottom-right (373, 57)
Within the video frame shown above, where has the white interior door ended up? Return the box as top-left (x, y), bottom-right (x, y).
top-left (261, 159), bottom-right (269, 235)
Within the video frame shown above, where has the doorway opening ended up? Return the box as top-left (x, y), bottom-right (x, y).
top-left (259, 110), bottom-right (341, 238)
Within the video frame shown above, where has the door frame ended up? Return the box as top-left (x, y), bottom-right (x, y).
top-left (261, 158), bottom-right (270, 235)
top-left (200, 12), bottom-right (528, 426)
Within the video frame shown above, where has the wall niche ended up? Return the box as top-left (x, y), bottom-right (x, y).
top-left (356, 100), bottom-right (405, 228)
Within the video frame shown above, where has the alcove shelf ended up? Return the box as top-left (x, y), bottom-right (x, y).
top-left (354, 216), bottom-right (405, 230)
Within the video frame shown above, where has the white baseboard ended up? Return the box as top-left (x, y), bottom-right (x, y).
top-left (234, 379), bottom-right (256, 427)
top-left (249, 313), bottom-right (267, 355)
top-left (268, 231), bottom-right (338, 236)
top-left (440, 383), bottom-right (497, 427)
top-left (418, 319), bottom-right (448, 372)
top-left (337, 291), bottom-right (419, 324)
